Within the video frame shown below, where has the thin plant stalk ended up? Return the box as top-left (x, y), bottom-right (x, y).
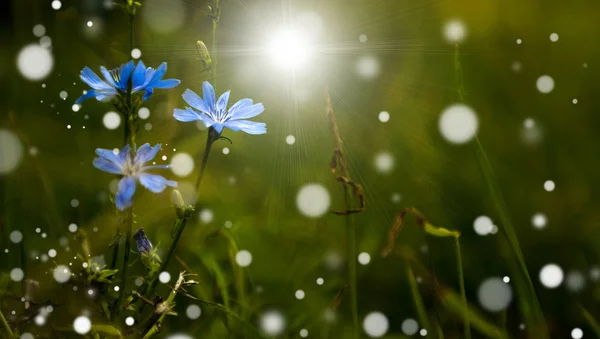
top-left (407, 266), bottom-right (431, 333)
top-left (0, 308), bottom-right (13, 338)
top-left (453, 235), bottom-right (470, 339)
top-left (116, 208), bottom-right (133, 315)
top-left (453, 45), bottom-right (547, 336)
top-left (210, 0), bottom-right (220, 89)
top-left (326, 90), bottom-right (361, 339)
top-left (144, 130), bottom-right (218, 301)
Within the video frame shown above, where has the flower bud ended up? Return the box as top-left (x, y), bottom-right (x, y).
top-left (133, 228), bottom-right (153, 255)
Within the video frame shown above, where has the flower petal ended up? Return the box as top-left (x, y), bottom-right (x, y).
top-left (153, 79), bottom-right (180, 89)
top-left (80, 67), bottom-right (113, 91)
top-left (212, 122), bottom-right (224, 134)
top-left (135, 143), bottom-right (161, 164)
top-left (228, 103), bottom-right (265, 121)
top-left (202, 81), bottom-right (216, 110)
top-left (118, 145), bottom-right (131, 163)
top-left (132, 61), bottom-right (147, 90)
top-left (138, 173), bottom-right (177, 193)
top-left (76, 89), bottom-right (97, 104)
top-left (223, 120), bottom-right (267, 135)
top-left (93, 157), bottom-right (123, 174)
top-left (119, 61), bottom-right (135, 89)
top-left (147, 62), bottom-right (167, 87)
top-left (95, 148), bottom-right (124, 166)
top-left (100, 66), bottom-right (118, 88)
top-left (143, 88), bottom-right (153, 101)
top-left (217, 90), bottom-right (231, 115)
top-left (115, 177), bottom-right (136, 211)
top-left (173, 107), bottom-right (202, 122)
top-left (182, 89), bottom-right (212, 114)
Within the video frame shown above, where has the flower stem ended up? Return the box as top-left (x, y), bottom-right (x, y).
top-left (143, 129), bottom-right (218, 303)
top-left (454, 235), bottom-right (470, 339)
top-left (453, 45), bottom-right (548, 337)
top-left (0, 307), bottom-right (13, 338)
top-left (210, 0), bottom-right (219, 90)
top-left (116, 208), bottom-right (133, 316)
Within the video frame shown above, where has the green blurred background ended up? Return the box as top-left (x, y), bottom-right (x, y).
top-left (3, 0), bottom-right (600, 337)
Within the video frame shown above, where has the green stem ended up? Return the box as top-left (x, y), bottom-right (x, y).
top-left (0, 308), bottom-right (13, 338)
top-left (454, 235), bottom-right (470, 339)
top-left (407, 266), bottom-right (431, 333)
top-left (143, 130), bottom-right (217, 302)
top-left (345, 188), bottom-right (358, 339)
top-left (453, 45), bottom-right (547, 337)
top-left (211, 0), bottom-right (219, 89)
top-left (116, 208), bottom-right (133, 316)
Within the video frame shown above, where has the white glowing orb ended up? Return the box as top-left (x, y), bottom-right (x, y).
top-left (0, 129), bottom-right (23, 175)
top-left (267, 29), bottom-right (311, 69)
top-left (296, 183), bottom-right (331, 218)
top-left (21, 333), bottom-right (34, 339)
top-left (550, 33), bottom-right (559, 42)
top-left (572, 328), bottom-right (583, 339)
top-left (363, 312), bottom-right (389, 337)
top-left (186, 304), bottom-right (201, 319)
top-left (138, 107), bottom-right (150, 119)
top-left (10, 268), bottom-right (24, 282)
top-left (539, 263), bottom-right (563, 288)
top-left (358, 252), bottom-right (371, 265)
top-left (532, 213), bottom-right (547, 229)
top-left (48, 249), bottom-right (57, 258)
top-left (300, 329), bottom-right (309, 337)
top-left (295, 289), bottom-right (305, 300)
top-left (170, 153), bottom-right (195, 177)
top-left (199, 209), bottom-right (213, 224)
top-left (439, 104), bottom-right (478, 144)
top-left (73, 316), bottom-right (92, 334)
top-left (359, 34), bottom-right (368, 43)
top-left (33, 24), bottom-right (46, 37)
top-left (260, 310), bottom-right (286, 336)
top-left (536, 75), bottom-right (554, 94)
top-left (10, 231), bottom-right (23, 243)
top-left (103, 112), bottom-right (121, 130)
top-left (53, 265), bottom-right (71, 283)
top-left (443, 19), bottom-right (467, 43)
top-left (35, 315), bottom-right (46, 326)
top-left (565, 270), bottom-right (585, 293)
top-left (544, 180), bottom-right (555, 192)
top-left (374, 152), bottom-right (394, 174)
top-left (131, 48), bottom-right (142, 59)
top-left (356, 56), bottom-right (380, 78)
top-left (222, 147), bottom-right (230, 155)
top-left (159, 271), bottom-right (171, 284)
top-left (401, 318), bottom-right (419, 335)
top-left (286, 135), bottom-right (296, 145)
top-left (378, 111), bottom-right (390, 123)
top-left (59, 90), bottom-right (68, 100)
top-left (477, 277), bottom-right (513, 312)
top-left (17, 44), bottom-right (53, 81)
top-left (420, 329), bottom-right (428, 336)
top-left (72, 104), bottom-right (80, 112)
top-left (573, 99), bottom-right (578, 104)
top-left (51, 0), bottom-right (62, 10)
top-left (235, 250), bottom-right (252, 267)
top-left (474, 215), bottom-right (493, 236)
top-left (516, 38), bottom-right (522, 44)
top-left (68, 223), bottom-right (78, 233)
top-left (125, 317), bottom-right (135, 326)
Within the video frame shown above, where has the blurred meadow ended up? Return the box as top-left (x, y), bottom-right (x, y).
top-left (3, 0), bottom-right (600, 338)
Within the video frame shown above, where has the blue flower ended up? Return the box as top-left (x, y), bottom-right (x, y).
top-left (133, 228), bottom-right (153, 255)
top-left (93, 143), bottom-right (177, 211)
top-left (76, 60), bottom-right (180, 104)
top-left (173, 81), bottom-right (266, 135)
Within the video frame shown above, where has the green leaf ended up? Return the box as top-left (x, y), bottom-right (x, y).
top-left (92, 324), bottom-right (122, 337)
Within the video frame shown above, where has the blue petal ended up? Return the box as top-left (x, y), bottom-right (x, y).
top-left (93, 157), bottom-right (123, 174)
top-left (100, 66), bottom-right (118, 88)
top-left (182, 89), bottom-right (212, 114)
top-left (138, 173), bottom-right (177, 193)
top-left (76, 89), bottom-right (97, 104)
top-left (115, 177), bottom-right (136, 211)
top-left (80, 67), bottom-right (113, 91)
top-left (118, 61), bottom-right (135, 90)
top-left (135, 143), bottom-right (161, 164)
top-left (132, 61), bottom-right (147, 90)
top-left (212, 122), bottom-right (224, 134)
top-left (153, 79), bottom-right (180, 89)
top-left (223, 120), bottom-right (266, 134)
top-left (228, 103), bottom-right (265, 121)
top-left (146, 62), bottom-right (167, 87)
top-left (118, 145), bottom-right (131, 163)
top-left (173, 107), bottom-right (202, 122)
top-left (202, 81), bottom-right (216, 110)
top-left (95, 148), bottom-right (124, 166)
top-left (217, 90), bottom-right (230, 116)
top-left (143, 88), bottom-right (153, 101)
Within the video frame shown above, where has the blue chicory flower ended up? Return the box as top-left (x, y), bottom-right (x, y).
top-left (76, 60), bottom-right (180, 104)
top-left (173, 81), bottom-right (266, 135)
top-left (133, 228), bottom-right (153, 255)
top-left (93, 143), bottom-right (177, 211)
